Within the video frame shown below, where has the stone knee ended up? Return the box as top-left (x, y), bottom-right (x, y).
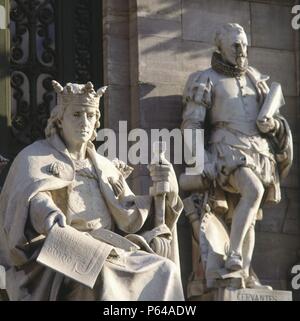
top-left (246, 183), bottom-right (264, 204)
top-left (237, 169), bottom-right (264, 205)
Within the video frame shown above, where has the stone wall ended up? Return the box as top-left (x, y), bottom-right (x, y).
top-left (103, 0), bottom-right (300, 296)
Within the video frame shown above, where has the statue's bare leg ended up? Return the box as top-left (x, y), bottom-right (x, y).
top-left (226, 167), bottom-right (264, 270)
top-left (242, 221), bottom-right (255, 277)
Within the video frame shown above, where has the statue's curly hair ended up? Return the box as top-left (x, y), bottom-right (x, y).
top-left (45, 103), bottom-right (101, 142)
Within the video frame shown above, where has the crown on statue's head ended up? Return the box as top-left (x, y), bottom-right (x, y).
top-left (52, 80), bottom-right (108, 109)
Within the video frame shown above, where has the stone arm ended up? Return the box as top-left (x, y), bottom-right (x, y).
top-left (268, 114), bottom-right (293, 179)
top-left (110, 168), bottom-right (183, 259)
top-left (251, 78), bottom-right (293, 179)
top-left (141, 195), bottom-right (183, 258)
top-left (29, 191), bottom-right (63, 235)
top-left (180, 72), bottom-right (215, 192)
top-left (29, 156), bottom-right (183, 261)
top-left (107, 173), bottom-right (152, 234)
top-left (29, 182), bottom-right (151, 237)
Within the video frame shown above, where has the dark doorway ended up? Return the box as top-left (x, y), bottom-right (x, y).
top-left (7, 0), bottom-right (103, 158)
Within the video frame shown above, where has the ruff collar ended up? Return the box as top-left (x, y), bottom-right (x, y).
top-left (211, 51), bottom-right (248, 77)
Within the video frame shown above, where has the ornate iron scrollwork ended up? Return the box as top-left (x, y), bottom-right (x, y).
top-left (10, 0), bottom-right (57, 145)
top-left (9, 0), bottom-right (102, 146)
top-left (74, 0), bottom-right (92, 83)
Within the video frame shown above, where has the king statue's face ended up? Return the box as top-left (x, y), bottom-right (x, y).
top-left (220, 30), bottom-right (248, 69)
top-left (60, 105), bottom-right (97, 146)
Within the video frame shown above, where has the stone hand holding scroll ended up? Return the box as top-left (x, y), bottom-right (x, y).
top-left (256, 82), bottom-right (285, 134)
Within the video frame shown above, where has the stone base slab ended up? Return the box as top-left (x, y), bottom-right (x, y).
top-left (216, 288), bottom-right (292, 301)
top-left (0, 265), bottom-right (5, 290)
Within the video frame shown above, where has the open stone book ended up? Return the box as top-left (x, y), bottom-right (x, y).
top-left (37, 224), bottom-right (114, 288)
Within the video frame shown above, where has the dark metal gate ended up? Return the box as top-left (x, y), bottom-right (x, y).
top-left (2, 0), bottom-right (103, 159)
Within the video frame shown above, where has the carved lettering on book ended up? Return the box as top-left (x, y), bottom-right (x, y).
top-left (37, 224), bottom-right (113, 288)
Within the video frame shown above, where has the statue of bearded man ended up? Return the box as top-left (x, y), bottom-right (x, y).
top-left (181, 23), bottom-right (293, 291)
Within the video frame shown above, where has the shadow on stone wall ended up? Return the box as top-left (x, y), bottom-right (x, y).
top-left (132, 87), bottom-right (194, 297)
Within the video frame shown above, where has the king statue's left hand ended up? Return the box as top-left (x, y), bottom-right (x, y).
top-left (257, 117), bottom-right (278, 134)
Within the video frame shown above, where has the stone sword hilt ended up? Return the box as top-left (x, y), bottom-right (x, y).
top-left (149, 142), bottom-right (170, 227)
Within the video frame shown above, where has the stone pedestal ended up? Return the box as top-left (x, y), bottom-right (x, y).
top-left (216, 288), bottom-right (292, 301)
top-left (0, 265), bottom-right (5, 290)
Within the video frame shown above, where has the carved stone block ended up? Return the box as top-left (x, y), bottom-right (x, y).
top-left (217, 288), bottom-right (292, 301)
top-left (182, 0), bottom-right (251, 44)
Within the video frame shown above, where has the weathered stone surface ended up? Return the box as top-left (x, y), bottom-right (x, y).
top-left (281, 143), bottom-right (299, 189)
top-left (258, 187), bottom-right (300, 234)
top-left (103, 0), bottom-right (129, 39)
top-left (180, 41), bottom-right (214, 72)
top-left (282, 188), bottom-right (300, 234)
top-left (138, 17), bottom-right (181, 38)
top-left (103, 1), bottom-right (132, 140)
top-left (135, 0), bottom-right (181, 38)
top-left (177, 214), bottom-right (193, 297)
top-left (182, 0), bottom-right (251, 44)
top-left (138, 36), bottom-right (213, 84)
top-left (104, 37), bottom-right (129, 64)
top-left (259, 197), bottom-right (288, 234)
top-left (246, 0), bottom-right (295, 5)
top-left (248, 47), bottom-right (297, 96)
top-left (104, 85), bottom-right (131, 131)
top-left (283, 188), bottom-right (300, 221)
top-left (139, 93), bottom-right (182, 129)
top-left (136, 0), bottom-right (181, 21)
top-left (139, 65), bottom-right (188, 86)
top-left (251, 3), bottom-right (295, 50)
top-left (131, 174), bottom-right (151, 195)
top-left (280, 96), bottom-right (298, 143)
top-left (107, 62), bottom-right (130, 85)
top-left (283, 219), bottom-right (300, 235)
top-left (103, 0), bottom-right (130, 14)
top-left (253, 232), bottom-right (300, 288)
top-left (103, 19), bottom-right (130, 39)
top-left (138, 36), bottom-right (186, 73)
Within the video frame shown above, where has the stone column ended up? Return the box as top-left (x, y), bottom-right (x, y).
top-left (102, 0), bottom-right (131, 147)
